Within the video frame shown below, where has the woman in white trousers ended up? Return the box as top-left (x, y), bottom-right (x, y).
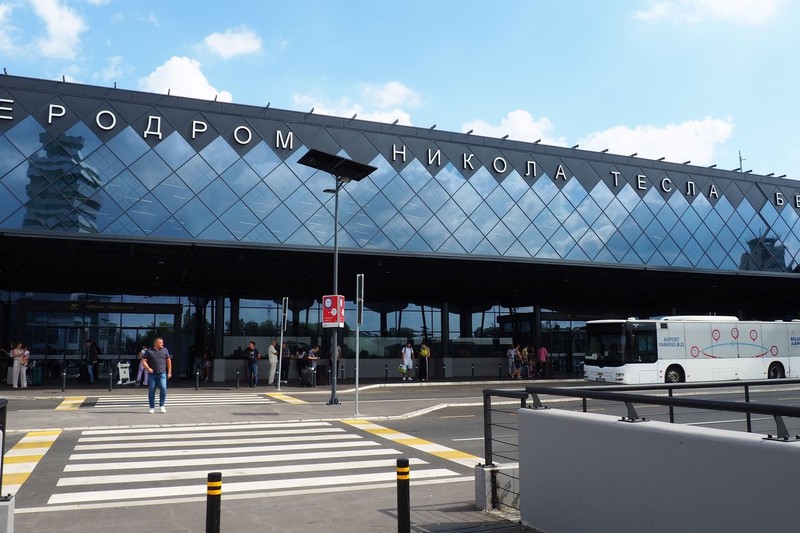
top-left (11, 342), bottom-right (28, 388)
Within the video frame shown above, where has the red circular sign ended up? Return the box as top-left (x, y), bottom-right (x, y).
top-left (750, 329), bottom-right (758, 341)
top-left (771, 345), bottom-right (779, 356)
top-left (691, 346), bottom-right (700, 358)
top-left (712, 329), bottom-right (720, 341)
top-left (731, 328), bottom-right (739, 340)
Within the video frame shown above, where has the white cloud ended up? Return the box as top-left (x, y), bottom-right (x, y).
top-left (361, 81), bottom-right (422, 109)
top-left (86, 0), bottom-right (111, 6)
top-left (202, 26), bottom-right (262, 59)
top-left (30, 0), bottom-right (88, 60)
top-left (578, 117), bottom-right (734, 166)
top-left (97, 55), bottom-right (129, 82)
top-left (139, 57), bottom-right (232, 102)
top-left (634, 0), bottom-right (783, 25)
top-left (462, 110), bottom-right (567, 146)
top-left (0, 4), bottom-right (19, 53)
top-left (291, 81), bottom-right (421, 125)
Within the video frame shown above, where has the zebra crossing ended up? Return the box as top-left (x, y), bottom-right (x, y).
top-left (91, 392), bottom-right (277, 409)
top-left (33, 420), bottom-right (468, 509)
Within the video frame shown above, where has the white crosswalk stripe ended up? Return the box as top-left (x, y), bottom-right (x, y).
top-left (92, 393), bottom-right (275, 409)
top-left (43, 421), bottom-right (467, 508)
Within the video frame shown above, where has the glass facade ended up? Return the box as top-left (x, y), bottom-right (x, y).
top-left (1, 75), bottom-right (799, 376)
top-left (1, 78), bottom-right (798, 271)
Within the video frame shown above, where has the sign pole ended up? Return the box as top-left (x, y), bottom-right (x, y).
top-left (355, 274), bottom-right (364, 416)
top-left (277, 297), bottom-right (288, 392)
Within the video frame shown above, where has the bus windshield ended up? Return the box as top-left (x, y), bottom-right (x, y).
top-left (586, 322), bottom-right (657, 366)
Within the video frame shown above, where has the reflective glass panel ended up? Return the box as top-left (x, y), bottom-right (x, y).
top-left (130, 150), bottom-right (172, 190)
top-left (154, 131), bottom-right (195, 170)
top-left (200, 136), bottom-right (239, 175)
top-left (107, 127), bottom-right (149, 166)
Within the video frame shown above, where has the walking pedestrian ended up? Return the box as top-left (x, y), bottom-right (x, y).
top-left (135, 344), bottom-right (149, 386)
top-left (140, 337), bottom-right (172, 413)
top-left (400, 340), bottom-right (414, 381)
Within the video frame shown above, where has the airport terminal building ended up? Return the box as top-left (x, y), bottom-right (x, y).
top-left (1, 74), bottom-right (799, 378)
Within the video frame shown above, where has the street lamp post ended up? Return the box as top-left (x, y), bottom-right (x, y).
top-left (298, 149), bottom-right (376, 406)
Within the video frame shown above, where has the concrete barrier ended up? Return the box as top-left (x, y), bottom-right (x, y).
top-left (519, 408), bottom-right (800, 533)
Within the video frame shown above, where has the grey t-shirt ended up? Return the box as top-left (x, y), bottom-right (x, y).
top-left (144, 347), bottom-right (171, 374)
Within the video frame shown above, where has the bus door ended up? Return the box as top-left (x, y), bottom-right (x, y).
top-left (709, 321), bottom-right (741, 381)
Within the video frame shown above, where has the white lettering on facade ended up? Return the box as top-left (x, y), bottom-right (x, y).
top-left (795, 195), bottom-right (800, 208)
top-left (610, 171), bottom-right (621, 187)
top-left (48, 104), bottom-right (65, 124)
top-left (392, 144), bottom-right (407, 162)
top-left (661, 177), bottom-right (672, 193)
top-left (555, 164), bottom-right (567, 180)
top-left (492, 157), bottom-right (507, 174)
top-left (427, 149), bottom-right (441, 166)
top-left (775, 192), bottom-right (785, 206)
top-left (526, 161), bottom-right (537, 177)
top-left (463, 153), bottom-right (475, 170)
top-left (233, 125), bottom-right (252, 145)
top-left (95, 110), bottom-right (116, 131)
top-left (192, 120), bottom-right (207, 139)
top-left (685, 181), bottom-right (697, 196)
top-left (275, 130), bottom-right (294, 150)
top-left (637, 174), bottom-right (647, 190)
top-left (144, 116), bottom-right (163, 139)
top-left (709, 184), bottom-right (719, 199)
top-left (0, 98), bottom-right (12, 120)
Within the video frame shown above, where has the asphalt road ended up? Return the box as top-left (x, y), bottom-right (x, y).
top-left (3, 378), bottom-right (800, 532)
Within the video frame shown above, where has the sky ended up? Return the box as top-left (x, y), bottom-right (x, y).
top-left (1, 0), bottom-right (798, 179)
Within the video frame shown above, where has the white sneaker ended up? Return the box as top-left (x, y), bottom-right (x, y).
top-left (149, 408), bottom-right (154, 414)
top-left (160, 406), bottom-right (166, 413)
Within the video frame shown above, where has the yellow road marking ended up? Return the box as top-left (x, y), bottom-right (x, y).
top-left (343, 420), bottom-right (481, 468)
top-left (266, 392), bottom-right (308, 404)
top-left (56, 397), bottom-right (86, 410)
top-left (2, 430), bottom-right (61, 495)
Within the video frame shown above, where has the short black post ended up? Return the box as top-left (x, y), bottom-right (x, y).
top-left (396, 458), bottom-right (410, 533)
top-left (498, 363), bottom-right (502, 379)
top-left (196, 369), bottom-right (200, 390)
top-left (61, 369), bottom-right (66, 392)
top-left (384, 364), bottom-right (388, 383)
top-left (442, 362), bottom-right (446, 382)
top-left (236, 370), bottom-right (240, 389)
top-left (206, 472), bottom-right (222, 533)
top-left (340, 363), bottom-right (345, 383)
top-left (108, 367), bottom-right (113, 391)
top-left (471, 363), bottom-right (475, 380)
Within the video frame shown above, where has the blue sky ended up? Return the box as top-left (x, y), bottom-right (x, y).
top-left (1, 0), bottom-right (798, 178)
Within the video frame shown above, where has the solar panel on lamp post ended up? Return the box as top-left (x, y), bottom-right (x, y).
top-left (297, 149), bottom-right (377, 405)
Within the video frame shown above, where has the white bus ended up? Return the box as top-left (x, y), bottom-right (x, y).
top-left (584, 316), bottom-right (800, 384)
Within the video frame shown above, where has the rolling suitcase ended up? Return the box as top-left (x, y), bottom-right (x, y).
top-left (300, 368), bottom-right (315, 387)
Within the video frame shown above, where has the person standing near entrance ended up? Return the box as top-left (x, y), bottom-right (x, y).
top-left (84, 340), bottom-right (100, 384)
top-left (10, 342), bottom-right (28, 389)
top-left (140, 337), bottom-right (172, 413)
top-left (418, 340), bottom-right (430, 381)
top-left (245, 341), bottom-right (261, 387)
top-left (267, 339), bottom-right (278, 386)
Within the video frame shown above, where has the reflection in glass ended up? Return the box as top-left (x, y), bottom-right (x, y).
top-left (24, 133), bottom-right (102, 232)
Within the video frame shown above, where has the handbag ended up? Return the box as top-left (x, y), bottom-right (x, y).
top-left (397, 363), bottom-right (407, 374)
top-left (20, 354), bottom-right (29, 365)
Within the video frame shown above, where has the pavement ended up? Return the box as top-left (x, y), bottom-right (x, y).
top-left (0, 376), bottom-right (574, 532)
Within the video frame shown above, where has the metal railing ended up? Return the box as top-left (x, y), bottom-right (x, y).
top-left (482, 380), bottom-right (800, 510)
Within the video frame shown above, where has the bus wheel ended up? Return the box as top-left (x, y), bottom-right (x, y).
top-left (665, 366), bottom-right (684, 383)
top-left (768, 363), bottom-right (785, 379)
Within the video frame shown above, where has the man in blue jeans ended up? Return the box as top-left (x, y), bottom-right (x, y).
top-left (244, 341), bottom-right (261, 387)
top-left (140, 337), bottom-right (172, 413)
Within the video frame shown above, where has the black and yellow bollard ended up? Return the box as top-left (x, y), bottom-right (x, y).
top-left (396, 458), bottom-right (410, 533)
top-left (206, 472), bottom-right (222, 533)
